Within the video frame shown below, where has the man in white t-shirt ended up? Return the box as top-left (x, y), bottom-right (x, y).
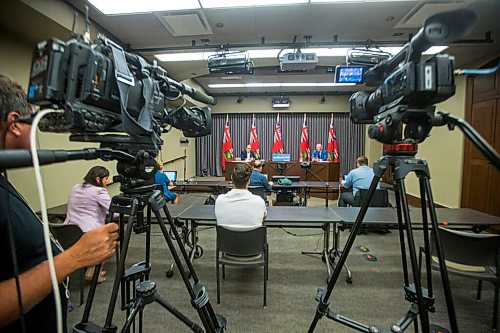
top-left (215, 163), bottom-right (267, 231)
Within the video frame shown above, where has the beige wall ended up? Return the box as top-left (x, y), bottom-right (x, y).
top-left (404, 76), bottom-right (467, 207)
top-left (211, 95), bottom-right (349, 113)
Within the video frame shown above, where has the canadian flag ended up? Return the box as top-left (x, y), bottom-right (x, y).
top-left (327, 114), bottom-right (339, 162)
top-left (299, 114), bottom-right (310, 161)
top-left (222, 114), bottom-right (234, 170)
top-left (272, 113), bottom-right (284, 154)
top-left (249, 114), bottom-right (261, 159)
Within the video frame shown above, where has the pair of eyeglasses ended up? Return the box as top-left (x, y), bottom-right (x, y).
top-left (13, 113), bottom-right (36, 125)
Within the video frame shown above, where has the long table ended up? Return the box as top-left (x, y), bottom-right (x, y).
top-left (177, 205), bottom-right (500, 280)
top-left (224, 161), bottom-right (340, 182)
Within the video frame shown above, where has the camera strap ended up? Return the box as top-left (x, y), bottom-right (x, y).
top-left (103, 38), bottom-right (159, 147)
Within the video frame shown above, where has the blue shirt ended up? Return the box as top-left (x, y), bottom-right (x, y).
top-left (342, 165), bottom-right (380, 196)
top-left (312, 149), bottom-right (327, 161)
top-left (249, 170), bottom-right (272, 191)
top-left (155, 171), bottom-right (175, 200)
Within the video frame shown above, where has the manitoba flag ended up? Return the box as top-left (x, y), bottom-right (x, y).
top-left (272, 114), bottom-right (284, 154)
top-left (222, 114), bottom-right (234, 170)
top-left (299, 114), bottom-right (310, 161)
top-left (249, 114), bottom-right (261, 159)
top-left (327, 114), bottom-right (339, 162)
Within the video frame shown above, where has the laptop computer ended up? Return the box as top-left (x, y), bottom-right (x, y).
top-left (163, 171), bottom-right (177, 183)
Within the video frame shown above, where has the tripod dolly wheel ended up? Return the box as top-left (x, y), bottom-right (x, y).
top-left (165, 263), bottom-right (174, 278)
top-left (190, 245), bottom-right (204, 259)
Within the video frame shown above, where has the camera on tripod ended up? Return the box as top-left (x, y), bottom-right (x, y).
top-left (27, 34), bottom-right (213, 147)
top-left (342, 10), bottom-right (477, 145)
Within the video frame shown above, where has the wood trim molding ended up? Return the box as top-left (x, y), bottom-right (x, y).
top-left (406, 193), bottom-right (446, 208)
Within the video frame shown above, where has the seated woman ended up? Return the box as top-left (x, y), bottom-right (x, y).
top-left (155, 161), bottom-right (180, 204)
top-left (64, 166), bottom-right (114, 283)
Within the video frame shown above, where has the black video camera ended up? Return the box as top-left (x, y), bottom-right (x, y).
top-left (27, 34), bottom-right (213, 150)
top-left (347, 9), bottom-right (477, 145)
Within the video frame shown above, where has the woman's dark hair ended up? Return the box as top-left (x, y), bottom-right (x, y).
top-left (83, 166), bottom-right (110, 187)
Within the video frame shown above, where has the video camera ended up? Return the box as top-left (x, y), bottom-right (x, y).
top-left (27, 34), bottom-right (214, 151)
top-left (346, 9), bottom-right (477, 145)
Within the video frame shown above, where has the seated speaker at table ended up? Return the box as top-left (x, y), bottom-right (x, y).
top-left (312, 143), bottom-right (327, 162)
top-left (241, 144), bottom-right (256, 162)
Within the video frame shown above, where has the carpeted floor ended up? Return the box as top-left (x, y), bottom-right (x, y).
top-left (65, 192), bottom-right (494, 333)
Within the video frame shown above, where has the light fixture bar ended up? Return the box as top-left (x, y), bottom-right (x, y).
top-left (156, 46), bottom-right (447, 63)
top-left (208, 83), bottom-right (356, 88)
top-left (88, 0), bottom-right (201, 15)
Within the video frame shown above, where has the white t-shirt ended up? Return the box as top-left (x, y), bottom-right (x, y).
top-left (215, 189), bottom-right (267, 231)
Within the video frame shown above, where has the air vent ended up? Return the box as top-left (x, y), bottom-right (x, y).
top-left (395, 1), bottom-right (469, 29)
top-left (156, 11), bottom-right (213, 36)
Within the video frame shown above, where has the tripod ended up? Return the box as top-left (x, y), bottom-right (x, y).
top-left (74, 183), bottom-right (226, 333)
top-left (309, 146), bottom-right (458, 333)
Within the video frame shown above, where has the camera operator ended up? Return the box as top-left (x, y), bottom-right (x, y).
top-left (0, 74), bottom-right (119, 332)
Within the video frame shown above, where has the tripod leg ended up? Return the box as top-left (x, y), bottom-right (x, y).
top-left (418, 177), bottom-right (434, 300)
top-left (103, 199), bottom-right (140, 330)
top-left (308, 169), bottom-right (384, 333)
top-left (396, 178), bottom-right (430, 332)
top-left (120, 298), bottom-right (145, 333)
top-left (149, 193), bottom-right (222, 332)
top-left (393, 180), bottom-right (411, 287)
top-left (155, 293), bottom-right (204, 333)
top-left (422, 178), bottom-right (459, 332)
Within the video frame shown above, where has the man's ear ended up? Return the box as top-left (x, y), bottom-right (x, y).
top-left (6, 112), bottom-right (22, 137)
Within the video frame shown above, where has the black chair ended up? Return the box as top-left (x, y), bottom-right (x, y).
top-left (352, 188), bottom-right (390, 207)
top-left (420, 227), bottom-right (500, 332)
top-left (248, 186), bottom-right (268, 204)
top-left (216, 226), bottom-right (268, 307)
top-left (49, 223), bottom-right (85, 306)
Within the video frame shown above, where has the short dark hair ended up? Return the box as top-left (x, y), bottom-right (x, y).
top-left (0, 74), bottom-right (30, 121)
top-left (232, 163), bottom-right (252, 188)
top-left (83, 166), bottom-right (110, 187)
top-left (253, 160), bottom-right (263, 169)
top-left (357, 156), bottom-right (368, 166)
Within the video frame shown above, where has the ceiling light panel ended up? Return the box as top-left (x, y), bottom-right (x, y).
top-left (88, 0), bottom-right (201, 15)
top-left (200, 0), bottom-right (309, 9)
top-left (208, 83), bottom-right (355, 88)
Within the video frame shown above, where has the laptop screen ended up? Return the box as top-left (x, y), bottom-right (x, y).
top-left (163, 171), bottom-right (177, 182)
top-left (261, 174), bottom-right (268, 180)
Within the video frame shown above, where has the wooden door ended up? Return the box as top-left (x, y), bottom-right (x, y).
top-left (461, 72), bottom-right (500, 216)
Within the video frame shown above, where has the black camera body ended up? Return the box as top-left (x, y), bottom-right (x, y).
top-left (27, 35), bottom-right (212, 146)
top-left (347, 9), bottom-right (476, 145)
top-left (350, 54), bottom-right (455, 126)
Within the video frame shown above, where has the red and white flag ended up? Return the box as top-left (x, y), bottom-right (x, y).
top-left (222, 114), bottom-right (234, 170)
top-left (249, 114), bottom-right (261, 159)
top-left (272, 113), bottom-right (284, 154)
top-left (299, 113), bottom-right (310, 161)
top-left (327, 113), bottom-right (339, 162)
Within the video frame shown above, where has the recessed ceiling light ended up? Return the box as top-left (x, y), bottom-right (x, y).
top-left (200, 0), bottom-right (308, 9)
top-left (88, 0), bottom-right (201, 15)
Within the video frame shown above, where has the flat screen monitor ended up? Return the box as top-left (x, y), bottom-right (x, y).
top-left (163, 171), bottom-right (177, 182)
top-left (272, 154), bottom-right (291, 162)
top-left (335, 66), bottom-right (364, 84)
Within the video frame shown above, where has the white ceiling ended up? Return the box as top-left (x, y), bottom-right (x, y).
top-left (64, 0), bottom-right (500, 95)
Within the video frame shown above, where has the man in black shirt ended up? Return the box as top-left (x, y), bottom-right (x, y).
top-left (0, 74), bottom-right (119, 332)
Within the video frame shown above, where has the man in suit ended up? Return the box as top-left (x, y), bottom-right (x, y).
top-left (250, 160), bottom-right (273, 191)
top-left (312, 143), bottom-right (327, 161)
top-left (241, 144), bottom-right (256, 162)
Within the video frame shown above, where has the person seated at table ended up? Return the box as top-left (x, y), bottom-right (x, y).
top-left (312, 143), bottom-right (327, 162)
top-left (64, 166), bottom-right (115, 283)
top-left (338, 156), bottom-right (379, 207)
top-left (241, 144), bottom-right (256, 162)
top-left (250, 160), bottom-right (273, 191)
top-left (215, 163), bottom-right (267, 231)
top-left (155, 161), bottom-right (180, 204)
